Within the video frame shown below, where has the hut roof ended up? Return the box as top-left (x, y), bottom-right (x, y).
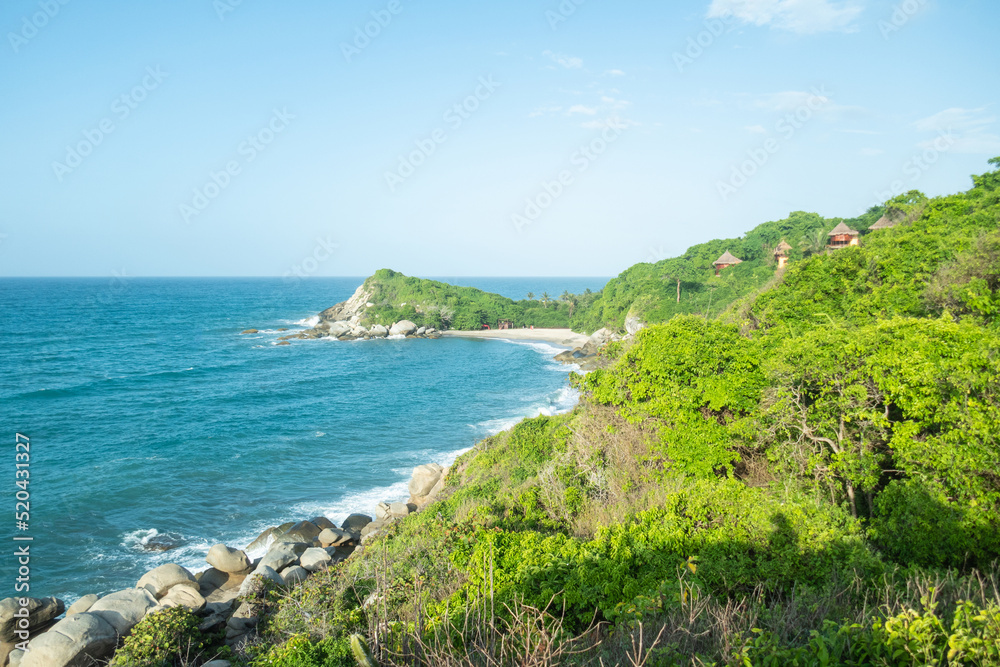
top-left (827, 222), bottom-right (859, 236)
top-left (775, 240), bottom-right (793, 252)
top-left (714, 251), bottom-right (743, 266)
top-left (868, 215), bottom-right (897, 230)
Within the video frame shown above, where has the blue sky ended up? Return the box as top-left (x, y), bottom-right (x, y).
top-left (1, 0), bottom-right (998, 277)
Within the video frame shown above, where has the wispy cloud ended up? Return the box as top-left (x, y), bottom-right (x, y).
top-left (528, 105), bottom-right (563, 118)
top-left (567, 104), bottom-right (598, 115)
top-left (745, 124), bottom-right (767, 134)
top-left (914, 107), bottom-right (1000, 154)
top-left (542, 50), bottom-right (583, 69)
top-left (606, 69), bottom-right (626, 77)
top-left (580, 116), bottom-right (640, 131)
top-left (707, 0), bottom-right (865, 34)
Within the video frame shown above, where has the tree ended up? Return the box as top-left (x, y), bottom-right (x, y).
top-left (526, 292), bottom-right (535, 301)
top-left (560, 290), bottom-right (572, 302)
top-left (541, 292), bottom-right (551, 308)
top-left (798, 227), bottom-right (827, 257)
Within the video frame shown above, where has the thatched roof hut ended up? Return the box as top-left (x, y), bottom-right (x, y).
top-left (713, 251), bottom-right (743, 275)
top-left (828, 223), bottom-right (860, 248)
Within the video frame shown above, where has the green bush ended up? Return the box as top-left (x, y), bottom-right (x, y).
top-left (110, 606), bottom-right (214, 667)
top-left (251, 633), bottom-right (353, 667)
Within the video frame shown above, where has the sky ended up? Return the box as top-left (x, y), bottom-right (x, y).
top-left (0, 0), bottom-right (998, 278)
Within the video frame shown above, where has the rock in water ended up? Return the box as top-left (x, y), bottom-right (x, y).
top-left (369, 324), bottom-right (389, 338)
top-left (389, 320), bottom-right (418, 336)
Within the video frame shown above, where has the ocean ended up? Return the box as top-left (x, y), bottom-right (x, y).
top-left (0, 276), bottom-right (608, 603)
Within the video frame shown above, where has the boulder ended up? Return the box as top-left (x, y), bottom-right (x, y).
top-left (277, 520), bottom-right (322, 544)
top-left (389, 502), bottom-right (412, 518)
top-left (227, 602), bottom-right (258, 633)
top-left (299, 547), bottom-right (333, 572)
top-left (87, 588), bottom-right (157, 636)
top-left (311, 516), bottom-right (336, 531)
top-left (275, 341), bottom-right (291, 346)
top-left (624, 316), bottom-right (645, 336)
top-left (328, 321), bottom-right (352, 338)
top-left (203, 587), bottom-right (241, 607)
top-left (240, 329), bottom-right (258, 334)
top-left (156, 585), bottom-right (206, 613)
top-left (137, 563), bottom-right (198, 598)
top-left (280, 566), bottom-right (309, 584)
top-left (415, 326), bottom-right (426, 336)
top-left (389, 320), bottom-right (418, 336)
top-left (19, 613), bottom-right (117, 667)
top-left (65, 595), bottom-right (98, 617)
top-left (259, 542), bottom-right (309, 572)
top-left (246, 526), bottom-right (278, 552)
top-left (370, 325), bottom-right (389, 338)
top-left (341, 514), bottom-right (372, 533)
top-left (238, 566), bottom-right (284, 597)
top-left (375, 502), bottom-right (391, 521)
top-left (0, 597), bottom-right (65, 642)
top-left (318, 527), bottom-right (352, 547)
top-left (408, 463), bottom-right (445, 498)
top-left (206, 544), bottom-right (251, 574)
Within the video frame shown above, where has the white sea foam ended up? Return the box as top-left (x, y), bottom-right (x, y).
top-left (295, 316), bottom-right (320, 328)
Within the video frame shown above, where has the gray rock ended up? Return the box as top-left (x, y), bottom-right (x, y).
top-left (375, 502), bottom-right (391, 521)
top-left (389, 320), bottom-right (418, 336)
top-left (311, 516), bottom-right (336, 531)
top-left (278, 520), bottom-right (322, 544)
top-left (0, 597), bottom-right (65, 643)
top-left (157, 585), bottom-right (206, 613)
top-left (415, 326), bottom-right (426, 335)
top-left (389, 502), bottom-right (411, 518)
top-left (65, 595), bottom-right (98, 617)
top-left (408, 463), bottom-right (444, 498)
top-left (245, 526), bottom-right (277, 552)
top-left (206, 544), bottom-right (251, 574)
top-left (260, 542), bottom-right (307, 572)
top-left (328, 321), bottom-right (352, 337)
top-left (280, 566), bottom-right (310, 584)
top-left (7, 648), bottom-right (22, 666)
top-left (624, 316), bottom-right (645, 336)
top-left (88, 588), bottom-right (157, 637)
top-left (238, 566), bottom-right (284, 597)
top-left (341, 513), bottom-right (372, 532)
top-left (318, 527), bottom-right (352, 547)
top-left (370, 324), bottom-right (389, 338)
top-left (299, 547), bottom-right (333, 572)
top-left (227, 602), bottom-right (258, 632)
top-left (20, 613), bottom-right (117, 667)
top-left (137, 563), bottom-right (198, 598)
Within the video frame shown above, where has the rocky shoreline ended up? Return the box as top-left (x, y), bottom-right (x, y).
top-left (0, 464), bottom-right (449, 667)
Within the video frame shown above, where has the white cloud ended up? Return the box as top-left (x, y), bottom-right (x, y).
top-left (607, 69), bottom-right (626, 76)
top-left (542, 50), bottom-right (583, 69)
top-left (745, 124), bottom-right (767, 134)
top-left (528, 105), bottom-right (563, 118)
top-left (914, 107), bottom-right (1000, 154)
top-left (580, 116), bottom-right (640, 130)
top-left (859, 147), bottom-right (884, 156)
top-left (567, 104), bottom-right (598, 115)
top-left (707, 0), bottom-right (864, 34)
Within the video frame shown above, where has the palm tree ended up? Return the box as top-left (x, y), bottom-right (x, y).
top-left (799, 228), bottom-right (827, 257)
top-left (560, 290), bottom-right (572, 302)
top-left (526, 292), bottom-right (535, 301)
top-left (541, 292), bottom-right (551, 308)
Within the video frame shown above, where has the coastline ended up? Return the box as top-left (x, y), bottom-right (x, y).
top-left (437, 327), bottom-right (589, 347)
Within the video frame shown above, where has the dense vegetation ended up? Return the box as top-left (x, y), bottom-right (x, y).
top-left (221, 159), bottom-right (1000, 666)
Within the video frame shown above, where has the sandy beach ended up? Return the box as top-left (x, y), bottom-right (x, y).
top-left (437, 328), bottom-right (589, 348)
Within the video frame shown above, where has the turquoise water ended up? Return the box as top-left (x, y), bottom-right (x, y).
top-left (0, 277), bottom-right (607, 602)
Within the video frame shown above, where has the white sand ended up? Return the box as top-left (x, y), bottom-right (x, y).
top-left (437, 328), bottom-right (588, 348)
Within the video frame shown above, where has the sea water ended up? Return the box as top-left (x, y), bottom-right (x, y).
top-left (0, 277), bottom-right (607, 601)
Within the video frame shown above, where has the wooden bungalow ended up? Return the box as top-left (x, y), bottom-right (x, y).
top-left (774, 240), bottom-right (792, 268)
top-left (713, 251), bottom-right (743, 276)
top-left (827, 222), bottom-right (860, 249)
top-left (497, 319), bottom-right (514, 330)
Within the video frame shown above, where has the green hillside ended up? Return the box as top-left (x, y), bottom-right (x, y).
top-left (215, 159), bottom-right (1000, 667)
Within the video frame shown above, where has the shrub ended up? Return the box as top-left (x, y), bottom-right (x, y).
top-left (110, 606), bottom-right (213, 667)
